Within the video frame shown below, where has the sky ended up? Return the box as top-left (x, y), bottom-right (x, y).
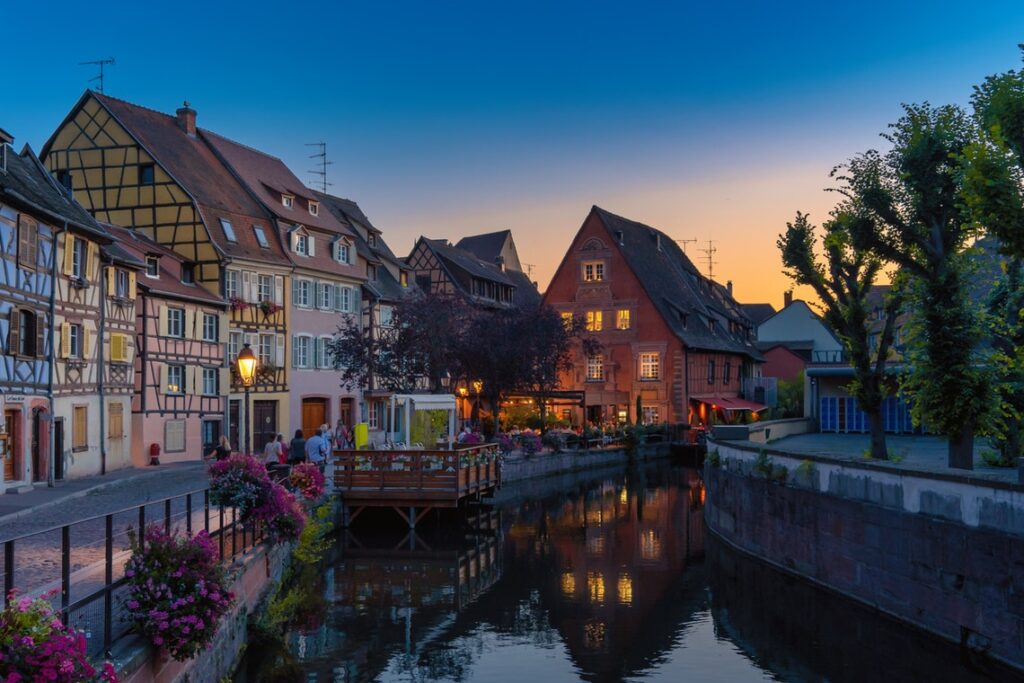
top-left (5, 1), bottom-right (1024, 309)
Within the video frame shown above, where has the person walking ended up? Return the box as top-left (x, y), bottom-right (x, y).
top-left (275, 433), bottom-right (288, 464)
top-left (208, 435), bottom-right (231, 461)
top-left (289, 429), bottom-right (307, 464)
top-left (305, 429), bottom-right (326, 466)
top-left (262, 435), bottom-right (282, 466)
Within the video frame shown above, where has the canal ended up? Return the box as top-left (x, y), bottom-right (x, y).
top-left (238, 461), bottom-right (1011, 682)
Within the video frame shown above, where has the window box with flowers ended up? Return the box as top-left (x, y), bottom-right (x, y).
top-left (259, 301), bottom-right (282, 316)
top-left (229, 297), bottom-right (249, 312)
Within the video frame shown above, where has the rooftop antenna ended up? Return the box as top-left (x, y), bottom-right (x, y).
top-left (699, 240), bottom-right (718, 281)
top-left (79, 57), bottom-right (115, 93)
top-left (306, 142), bottom-right (332, 193)
top-left (522, 262), bottom-right (536, 280)
top-left (674, 238), bottom-right (697, 253)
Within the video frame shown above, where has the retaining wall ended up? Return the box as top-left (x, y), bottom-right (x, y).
top-left (704, 439), bottom-right (1024, 673)
top-left (501, 443), bottom-right (669, 484)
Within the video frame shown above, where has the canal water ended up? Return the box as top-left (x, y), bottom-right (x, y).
top-left (239, 461), bottom-right (1012, 682)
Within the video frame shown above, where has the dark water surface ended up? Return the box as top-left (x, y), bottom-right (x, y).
top-left (243, 462), bottom-right (1014, 682)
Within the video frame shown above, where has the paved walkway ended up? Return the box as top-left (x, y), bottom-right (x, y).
top-left (759, 433), bottom-right (1021, 485)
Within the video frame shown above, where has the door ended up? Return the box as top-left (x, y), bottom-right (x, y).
top-left (3, 412), bottom-right (15, 481)
top-left (32, 410), bottom-right (44, 483)
top-left (229, 400), bottom-right (240, 453)
top-left (253, 400), bottom-right (277, 454)
top-left (53, 419), bottom-right (64, 481)
top-left (302, 398), bottom-right (327, 438)
top-left (339, 398), bottom-right (353, 429)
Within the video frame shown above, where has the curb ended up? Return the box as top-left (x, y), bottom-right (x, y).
top-left (0, 462), bottom-right (207, 526)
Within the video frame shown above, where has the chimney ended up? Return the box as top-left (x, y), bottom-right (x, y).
top-left (784, 290), bottom-right (793, 307)
top-left (176, 101), bottom-right (197, 137)
top-left (726, 280), bottom-right (733, 296)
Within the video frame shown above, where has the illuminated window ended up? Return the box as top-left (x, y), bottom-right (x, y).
top-left (616, 309), bottom-right (630, 330)
top-left (561, 312), bottom-right (573, 329)
top-left (585, 310), bottom-right (603, 331)
top-left (639, 352), bottom-right (659, 380)
top-left (617, 573), bottom-right (633, 605)
top-left (586, 355), bottom-right (604, 382)
top-left (586, 572), bottom-right (605, 604)
top-left (166, 364), bottom-right (184, 394)
top-left (640, 529), bottom-right (662, 561)
top-left (642, 406), bottom-right (659, 425)
top-left (582, 261), bottom-right (604, 282)
top-left (561, 572), bottom-right (576, 597)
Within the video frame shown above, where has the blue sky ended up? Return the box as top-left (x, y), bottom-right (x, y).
top-left (5, 1), bottom-right (1024, 305)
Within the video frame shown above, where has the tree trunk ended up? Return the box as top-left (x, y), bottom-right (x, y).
top-left (867, 411), bottom-right (888, 460)
top-left (539, 399), bottom-right (548, 434)
top-left (948, 426), bottom-right (975, 470)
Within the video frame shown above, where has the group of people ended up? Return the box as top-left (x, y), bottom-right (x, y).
top-left (208, 420), bottom-right (357, 467)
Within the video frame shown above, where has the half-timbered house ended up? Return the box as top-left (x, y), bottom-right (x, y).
top-left (543, 206), bottom-right (762, 427)
top-left (42, 92), bottom-right (290, 455)
top-left (406, 236), bottom-right (522, 309)
top-left (203, 132), bottom-right (366, 440)
top-left (103, 224), bottom-right (228, 463)
top-left (0, 131), bottom-right (111, 485)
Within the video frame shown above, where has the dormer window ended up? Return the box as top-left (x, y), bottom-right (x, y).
top-left (296, 234), bottom-right (308, 255)
top-left (334, 241), bottom-right (350, 264)
top-left (309, 201), bottom-right (319, 216)
top-left (282, 194), bottom-right (294, 209)
top-left (253, 225), bottom-right (269, 249)
top-left (367, 233), bottom-right (377, 248)
top-left (291, 228), bottom-right (314, 256)
top-left (181, 263), bottom-right (195, 285)
top-left (400, 271), bottom-right (408, 287)
top-left (146, 255), bottom-right (160, 278)
top-left (220, 218), bottom-right (237, 243)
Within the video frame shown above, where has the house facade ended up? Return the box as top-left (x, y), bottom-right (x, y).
top-left (407, 237), bottom-right (520, 309)
top-left (42, 92), bottom-right (290, 455)
top-left (543, 206), bottom-right (762, 427)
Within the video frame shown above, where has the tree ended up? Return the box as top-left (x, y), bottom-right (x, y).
top-left (778, 211), bottom-right (901, 459)
top-left (842, 103), bottom-right (990, 468)
top-left (984, 255), bottom-right (1024, 464)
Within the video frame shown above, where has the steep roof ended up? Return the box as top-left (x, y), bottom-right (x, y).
top-left (590, 206), bottom-right (761, 360)
top-left (455, 230), bottom-right (510, 262)
top-left (313, 191), bottom-right (404, 269)
top-left (422, 238), bottom-right (516, 286)
top-left (1, 143), bottom-right (108, 239)
top-left (53, 92), bottom-right (288, 265)
top-left (506, 268), bottom-right (541, 307)
top-left (741, 303), bottom-right (777, 326)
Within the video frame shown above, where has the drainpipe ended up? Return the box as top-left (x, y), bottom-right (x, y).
top-left (98, 252), bottom-right (107, 476)
top-left (47, 222), bottom-right (65, 487)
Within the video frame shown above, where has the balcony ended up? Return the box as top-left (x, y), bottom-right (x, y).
top-left (811, 350), bottom-right (849, 365)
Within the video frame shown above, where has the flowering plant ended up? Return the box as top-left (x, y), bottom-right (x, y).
top-left (123, 526), bottom-right (234, 662)
top-left (251, 486), bottom-right (307, 543)
top-left (0, 591), bottom-right (118, 682)
top-left (289, 463), bottom-right (325, 501)
top-left (208, 454), bottom-right (272, 519)
top-left (519, 432), bottom-right (542, 456)
top-left (258, 301), bottom-right (282, 316)
top-left (497, 433), bottom-right (514, 455)
top-left (228, 297), bottom-right (249, 312)
top-left (460, 432), bottom-right (483, 446)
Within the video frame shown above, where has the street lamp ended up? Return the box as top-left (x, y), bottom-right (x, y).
top-left (236, 343), bottom-right (257, 456)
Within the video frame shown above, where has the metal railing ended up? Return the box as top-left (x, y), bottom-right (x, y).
top-left (0, 488), bottom-right (261, 659)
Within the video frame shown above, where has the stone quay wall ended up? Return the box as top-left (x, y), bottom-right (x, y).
top-left (704, 439), bottom-right (1024, 673)
top-left (501, 443), bottom-right (670, 484)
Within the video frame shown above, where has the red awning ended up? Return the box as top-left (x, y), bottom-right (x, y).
top-left (691, 395), bottom-right (768, 412)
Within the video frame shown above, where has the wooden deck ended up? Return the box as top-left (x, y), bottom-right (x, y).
top-left (331, 444), bottom-right (501, 528)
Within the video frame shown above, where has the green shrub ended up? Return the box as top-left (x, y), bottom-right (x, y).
top-left (981, 448), bottom-right (1015, 467)
top-left (752, 449), bottom-right (773, 477)
top-left (707, 449), bottom-right (721, 467)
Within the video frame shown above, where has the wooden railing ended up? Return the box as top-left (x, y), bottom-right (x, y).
top-left (331, 444), bottom-right (501, 502)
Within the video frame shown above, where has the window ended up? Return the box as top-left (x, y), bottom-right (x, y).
top-left (338, 285), bottom-right (352, 312)
top-left (335, 242), bottom-right (350, 264)
top-left (294, 279), bottom-right (311, 307)
top-left (253, 225), bottom-right (269, 249)
top-left (367, 233), bottom-right (377, 248)
top-left (317, 282), bottom-right (333, 310)
top-left (201, 420), bottom-right (221, 452)
top-left (68, 323), bottom-right (82, 358)
top-left (367, 401), bottom-right (380, 430)
top-left (17, 214), bottom-right (38, 269)
top-left (707, 359), bottom-right (715, 384)
top-left (146, 256), bottom-right (159, 278)
top-left (8, 309), bottom-right (40, 357)
top-left (585, 310), bottom-right (603, 332)
top-left (56, 170), bottom-right (73, 191)
top-left (181, 263), bottom-right (194, 284)
top-left (723, 360), bottom-right (731, 384)
top-left (139, 163), bottom-right (155, 185)
top-left (202, 313), bottom-right (218, 342)
top-left (114, 269), bottom-right (130, 298)
top-left (73, 406), bottom-right (88, 452)
top-left (309, 201), bottom-right (319, 216)
top-left (202, 367), bottom-right (218, 396)
top-left (258, 333), bottom-right (274, 365)
top-left (400, 271), bottom-right (408, 287)
top-left (165, 420), bottom-right (186, 452)
top-left (642, 406), bottom-right (660, 425)
top-left (582, 261), bottom-right (605, 282)
top-left (293, 335), bottom-right (311, 369)
top-left (295, 233), bottom-right (309, 255)
top-left (318, 336), bottom-right (331, 368)
top-left (166, 364), bottom-right (184, 394)
top-left (167, 308), bottom-right (185, 338)
top-left (616, 309), bottom-right (631, 330)
top-left (561, 312), bottom-right (573, 329)
top-left (225, 270), bottom-right (240, 299)
top-left (368, 264), bottom-right (377, 281)
top-left (282, 194), bottom-right (294, 209)
top-left (71, 237), bottom-right (84, 278)
top-left (227, 330), bottom-right (241, 361)
top-left (219, 218), bottom-right (237, 242)
top-left (257, 274), bottom-right (272, 303)
top-left (640, 352), bottom-right (660, 381)
top-left (586, 355), bottom-right (604, 382)
top-left (110, 332), bottom-right (130, 363)
top-left (380, 305), bottom-right (394, 327)
top-left (108, 402), bottom-right (124, 439)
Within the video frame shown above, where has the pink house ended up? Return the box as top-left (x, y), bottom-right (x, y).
top-left (106, 225), bottom-right (228, 464)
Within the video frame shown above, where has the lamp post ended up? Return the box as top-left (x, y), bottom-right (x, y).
top-left (236, 343), bottom-right (257, 457)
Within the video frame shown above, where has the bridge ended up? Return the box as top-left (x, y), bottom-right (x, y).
top-left (331, 444), bottom-right (501, 528)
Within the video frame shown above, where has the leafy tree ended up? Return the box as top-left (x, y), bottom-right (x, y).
top-left (984, 255), bottom-right (1024, 464)
top-left (842, 103), bottom-right (990, 468)
top-left (779, 211), bottom-right (901, 459)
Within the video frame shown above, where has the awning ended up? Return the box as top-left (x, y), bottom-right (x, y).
top-left (691, 395), bottom-right (768, 412)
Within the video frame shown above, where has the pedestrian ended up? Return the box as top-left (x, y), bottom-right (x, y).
top-left (289, 429), bottom-right (307, 464)
top-left (275, 433), bottom-right (288, 464)
top-left (305, 429), bottom-right (326, 466)
top-left (208, 435), bottom-right (231, 461)
top-left (262, 434), bottom-right (282, 465)
top-left (339, 422), bottom-right (352, 449)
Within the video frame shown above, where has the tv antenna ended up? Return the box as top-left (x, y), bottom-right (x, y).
top-left (522, 262), bottom-right (536, 280)
top-left (79, 57), bottom-right (115, 93)
top-left (699, 240), bottom-right (718, 281)
top-left (306, 142), bottom-right (332, 193)
top-left (674, 238), bottom-right (697, 253)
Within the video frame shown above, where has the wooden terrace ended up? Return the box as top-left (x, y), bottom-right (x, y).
top-left (331, 444), bottom-right (501, 528)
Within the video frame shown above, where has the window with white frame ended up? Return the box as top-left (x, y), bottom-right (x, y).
top-left (642, 406), bottom-right (660, 425)
top-left (202, 367), bottom-right (218, 396)
top-left (318, 282), bottom-right (333, 309)
top-left (282, 194), bottom-right (294, 209)
top-left (115, 269), bottom-right (130, 298)
top-left (367, 264), bottom-right (377, 281)
top-left (639, 352), bottom-right (660, 381)
top-left (167, 308), bottom-right (185, 338)
top-left (202, 313), bottom-right (218, 342)
top-left (585, 310), bottom-right (603, 331)
top-left (338, 285), bottom-right (352, 312)
top-left (318, 336), bottom-right (331, 368)
top-left (367, 401), bottom-right (380, 429)
top-left (220, 218), bottom-right (237, 242)
top-left (258, 333), bottom-right (274, 365)
top-left (309, 201), bottom-right (319, 216)
top-left (582, 261), bottom-right (605, 282)
top-left (257, 274), bottom-right (272, 303)
top-left (294, 279), bottom-right (311, 308)
top-left (380, 305), bottom-right (394, 327)
top-left (227, 330), bottom-right (241, 361)
top-left (336, 242), bottom-right (350, 264)
top-left (68, 323), bottom-right (82, 358)
top-left (586, 355), bottom-right (604, 381)
top-left (146, 256), bottom-right (159, 278)
top-left (293, 335), bottom-right (312, 368)
top-left (367, 233), bottom-right (377, 248)
top-left (71, 238), bottom-right (85, 279)
top-left (225, 270), bottom-right (240, 299)
top-left (167, 365), bottom-right (184, 394)
top-left (294, 233), bottom-right (308, 255)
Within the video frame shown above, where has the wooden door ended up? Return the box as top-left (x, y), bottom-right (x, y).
top-left (53, 419), bottom-right (64, 481)
top-left (253, 400), bottom-right (277, 454)
top-left (3, 412), bottom-right (15, 481)
top-left (32, 410), bottom-right (44, 482)
top-left (302, 398), bottom-right (327, 438)
top-left (339, 398), bottom-right (353, 429)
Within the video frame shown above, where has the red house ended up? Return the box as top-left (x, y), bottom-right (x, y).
top-left (543, 206), bottom-right (763, 427)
